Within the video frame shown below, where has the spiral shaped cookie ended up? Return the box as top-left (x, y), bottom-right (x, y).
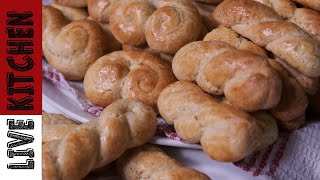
top-left (158, 81), bottom-right (278, 162)
top-left (42, 99), bottom-right (157, 180)
top-left (110, 0), bottom-right (204, 54)
top-left (84, 50), bottom-right (176, 110)
top-left (117, 145), bottom-right (210, 180)
top-left (42, 6), bottom-right (113, 80)
top-left (53, 0), bottom-right (87, 8)
top-left (213, 0), bottom-right (320, 78)
top-left (172, 41), bottom-right (282, 112)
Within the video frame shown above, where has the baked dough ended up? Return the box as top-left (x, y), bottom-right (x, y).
top-left (42, 6), bottom-right (112, 80)
top-left (172, 41), bottom-right (282, 112)
top-left (42, 99), bottom-right (157, 180)
top-left (117, 145), bottom-right (210, 180)
top-left (213, 0), bottom-right (320, 78)
top-left (109, 0), bottom-right (205, 53)
top-left (158, 81), bottom-right (278, 162)
top-left (83, 50), bottom-right (176, 110)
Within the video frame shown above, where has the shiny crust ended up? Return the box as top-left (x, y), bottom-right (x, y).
top-left (109, 0), bottom-right (204, 54)
top-left (202, 27), bottom-right (308, 129)
top-left (268, 60), bottom-right (308, 130)
top-left (292, 0), bottom-right (320, 11)
top-left (53, 0), bottom-right (87, 8)
top-left (83, 50), bottom-right (176, 110)
top-left (42, 99), bottom-right (157, 180)
top-left (42, 6), bottom-right (111, 80)
top-left (157, 81), bottom-right (278, 162)
top-left (213, 0), bottom-right (320, 78)
top-left (42, 111), bottom-right (79, 143)
top-left (172, 41), bottom-right (282, 112)
top-left (117, 145), bottom-right (210, 180)
top-left (253, 0), bottom-right (320, 44)
top-left (203, 26), bottom-right (268, 57)
top-left (88, 0), bottom-right (117, 23)
top-left (50, 2), bottom-right (88, 21)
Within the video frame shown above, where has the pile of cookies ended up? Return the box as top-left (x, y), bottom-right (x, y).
top-left (42, 0), bottom-right (320, 179)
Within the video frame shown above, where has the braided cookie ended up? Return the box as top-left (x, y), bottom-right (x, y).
top-left (53, 0), bottom-right (87, 8)
top-left (213, 0), bottom-right (320, 79)
top-left (252, 0), bottom-right (320, 43)
top-left (42, 99), bottom-right (157, 180)
top-left (204, 28), bottom-right (308, 130)
top-left (158, 81), bottom-right (278, 162)
top-left (42, 112), bottom-right (79, 143)
top-left (43, 6), bottom-right (113, 80)
top-left (50, 2), bottom-right (88, 21)
top-left (84, 50), bottom-right (176, 110)
top-left (109, 0), bottom-right (205, 54)
top-left (117, 145), bottom-right (210, 180)
top-left (172, 41), bottom-right (282, 112)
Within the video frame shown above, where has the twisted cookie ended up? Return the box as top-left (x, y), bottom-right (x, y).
top-left (110, 0), bottom-right (205, 54)
top-left (252, 0), bottom-right (320, 43)
top-left (117, 145), bottom-right (210, 180)
top-left (84, 50), bottom-right (176, 110)
top-left (172, 41), bottom-right (282, 112)
top-left (213, 0), bottom-right (320, 78)
top-left (43, 6), bottom-right (112, 80)
top-left (42, 99), bottom-right (157, 180)
top-left (204, 28), bottom-right (308, 130)
top-left (158, 81), bottom-right (278, 162)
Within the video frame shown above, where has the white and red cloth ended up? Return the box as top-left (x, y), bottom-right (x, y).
top-left (43, 59), bottom-right (320, 179)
